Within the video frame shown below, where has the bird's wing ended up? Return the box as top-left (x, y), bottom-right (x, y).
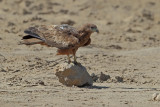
top-left (24, 24), bottom-right (79, 49)
top-left (83, 38), bottom-right (91, 46)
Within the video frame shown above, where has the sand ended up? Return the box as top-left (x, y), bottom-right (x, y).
top-left (0, 0), bottom-right (160, 106)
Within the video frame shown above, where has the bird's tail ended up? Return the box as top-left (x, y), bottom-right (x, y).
top-left (19, 35), bottom-right (48, 46)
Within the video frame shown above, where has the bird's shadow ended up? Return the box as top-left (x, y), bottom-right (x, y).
top-left (79, 85), bottom-right (160, 90)
top-left (79, 85), bottom-right (109, 89)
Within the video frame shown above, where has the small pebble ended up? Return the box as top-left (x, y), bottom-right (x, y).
top-left (115, 76), bottom-right (123, 82)
top-left (156, 94), bottom-right (160, 101)
top-left (99, 72), bottom-right (110, 82)
top-left (152, 93), bottom-right (159, 101)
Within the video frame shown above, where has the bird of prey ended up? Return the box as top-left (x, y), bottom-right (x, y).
top-left (21, 23), bottom-right (99, 64)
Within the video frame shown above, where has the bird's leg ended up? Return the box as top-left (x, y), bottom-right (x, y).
top-left (67, 55), bottom-right (71, 63)
top-left (73, 54), bottom-right (78, 64)
top-left (72, 48), bottom-right (78, 64)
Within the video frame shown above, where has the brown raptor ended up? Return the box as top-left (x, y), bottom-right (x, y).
top-left (21, 23), bottom-right (99, 64)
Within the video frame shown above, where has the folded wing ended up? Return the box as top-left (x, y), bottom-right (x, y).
top-left (23, 24), bottom-right (79, 49)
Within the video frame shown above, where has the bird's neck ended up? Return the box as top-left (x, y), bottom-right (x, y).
top-left (78, 27), bottom-right (92, 37)
top-left (79, 29), bottom-right (91, 39)
top-left (78, 29), bottom-right (92, 46)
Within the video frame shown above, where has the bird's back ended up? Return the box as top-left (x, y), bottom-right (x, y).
top-left (23, 24), bottom-right (80, 49)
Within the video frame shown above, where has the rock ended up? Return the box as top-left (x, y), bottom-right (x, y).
top-left (55, 63), bottom-right (93, 87)
top-left (91, 72), bottom-right (111, 82)
top-left (36, 80), bottom-right (45, 86)
top-left (115, 76), bottom-right (123, 82)
top-left (126, 27), bottom-right (143, 33)
top-left (125, 37), bottom-right (137, 42)
top-left (156, 94), bottom-right (160, 101)
top-left (61, 19), bottom-right (75, 26)
top-left (99, 72), bottom-right (110, 82)
top-left (152, 93), bottom-right (159, 101)
top-left (108, 45), bottom-right (122, 50)
top-left (142, 9), bottom-right (154, 21)
top-left (91, 73), bottom-right (99, 82)
top-left (0, 69), bottom-right (7, 72)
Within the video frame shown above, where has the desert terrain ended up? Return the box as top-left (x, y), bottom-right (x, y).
top-left (0, 0), bottom-right (160, 106)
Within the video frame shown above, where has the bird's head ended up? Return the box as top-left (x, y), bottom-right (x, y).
top-left (83, 24), bottom-right (99, 33)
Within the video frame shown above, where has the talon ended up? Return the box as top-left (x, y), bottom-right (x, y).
top-left (67, 55), bottom-right (71, 64)
top-left (73, 61), bottom-right (78, 65)
top-left (68, 60), bottom-right (71, 64)
top-left (73, 54), bottom-right (78, 65)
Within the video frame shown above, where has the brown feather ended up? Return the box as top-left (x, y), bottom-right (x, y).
top-left (83, 38), bottom-right (91, 46)
top-left (24, 25), bottom-right (79, 49)
top-left (20, 38), bottom-right (43, 45)
top-left (22, 23), bottom-right (98, 63)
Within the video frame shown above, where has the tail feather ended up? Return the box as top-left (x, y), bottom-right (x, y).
top-left (21, 26), bottom-right (47, 46)
top-left (22, 35), bottom-right (35, 39)
top-left (20, 35), bottom-right (48, 46)
top-left (24, 27), bottom-right (44, 40)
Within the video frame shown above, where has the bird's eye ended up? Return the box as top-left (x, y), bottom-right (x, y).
top-left (91, 27), bottom-right (94, 29)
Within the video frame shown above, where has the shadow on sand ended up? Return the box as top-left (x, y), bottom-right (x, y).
top-left (79, 85), bottom-right (109, 89)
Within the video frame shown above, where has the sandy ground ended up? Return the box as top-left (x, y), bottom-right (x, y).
top-left (0, 0), bottom-right (160, 106)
